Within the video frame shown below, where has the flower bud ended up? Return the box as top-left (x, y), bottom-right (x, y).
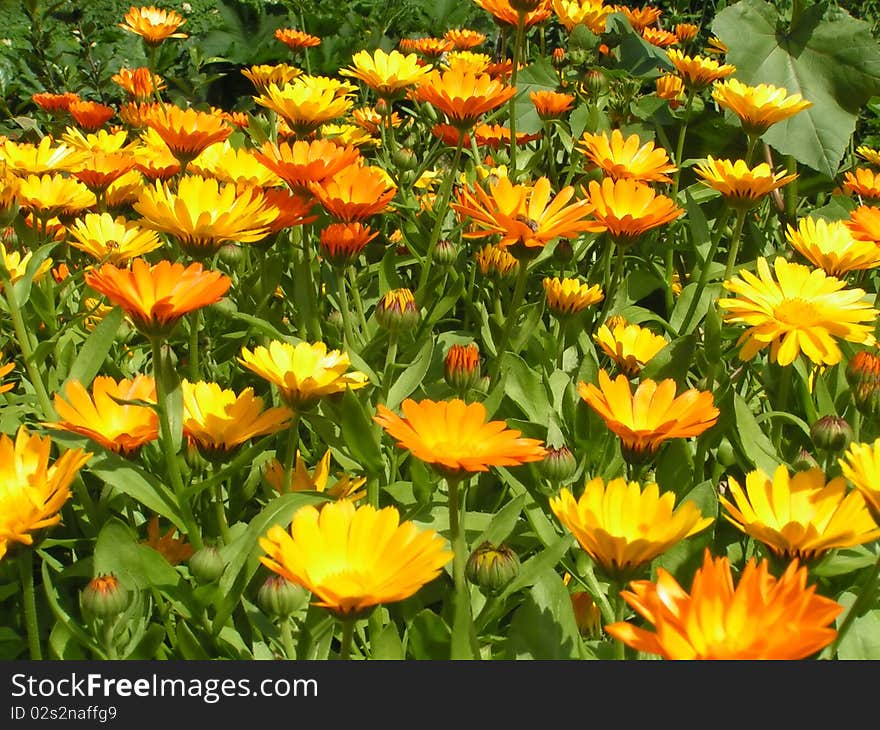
top-left (551, 47), bottom-right (566, 69)
top-left (792, 448), bottom-right (820, 472)
top-left (81, 574), bottom-right (129, 619)
top-left (539, 445), bottom-right (577, 483)
top-left (375, 288), bottom-right (420, 332)
top-left (465, 541), bottom-right (520, 596)
top-left (715, 437), bottom-right (736, 467)
top-left (431, 238), bottom-right (458, 269)
top-left (552, 239), bottom-right (573, 264)
top-left (846, 350), bottom-right (880, 419)
top-left (583, 69), bottom-right (608, 98)
top-left (570, 591), bottom-right (602, 638)
top-left (810, 415), bottom-right (853, 453)
top-left (444, 342), bottom-right (481, 394)
top-left (217, 242), bottom-right (244, 265)
top-left (257, 574), bottom-right (309, 619)
top-left (391, 146), bottom-right (419, 171)
top-left (188, 545), bottom-right (226, 584)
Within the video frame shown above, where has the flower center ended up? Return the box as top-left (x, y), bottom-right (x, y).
top-left (773, 297), bottom-right (822, 327)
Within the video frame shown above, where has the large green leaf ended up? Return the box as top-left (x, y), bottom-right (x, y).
top-left (712, 0), bottom-right (880, 177)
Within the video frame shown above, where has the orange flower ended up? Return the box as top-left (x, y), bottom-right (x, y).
top-left (582, 177), bottom-right (683, 245)
top-left (843, 167), bottom-right (880, 200)
top-left (404, 37), bottom-right (455, 58)
top-left (253, 139), bottom-right (361, 193)
top-left (694, 156), bottom-right (798, 210)
top-left (615, 4), bottom-right (663, 31)
top-left (412, 69), bottom-right (517, 130)
top-left (84, 258), bottom-right (231, 338)
top-left (112, 67), bottom-right (165, 101)
top-left (319, 222), bottom-right (380, 267)
top-left (578, 129), bottom-right (677, 183)
top-left (46, 375), bottom-right (159, 455)
top-left (666, 48), bottom-right (735, 90)
top-left (309, 164), bottom-right (396, 221)
top-left (119, 5), bottom-right (188, 46)
top-left (142, 105), bottom-right (233, 165)
top-left (529, 90), bottom-right (575, 119)
top-left (674, 22), bottom-right (699, 43)
top-left (605, 550), bottom-right (842, 659)
top-left (262, 187), bottom-right (318, 234)
top-left (444, 28), bottom-right (487, 49)
top-left (0, 356), bottom-right (15, 395)
top-left (578, 369), bottom-right (719, 462)
top-left (68, 100), bottom-right (116, 131)
top-left (274, 28), bottom-right (321, 51)
top-left (32, 92), bottom-right (80, 114)
top-left (641, 27), bottom-right (678, 48)
top-left (69, 151), bottom-right (137, 194)
top-left (142, 515), bottom-right (193, 565)
top-left (474, 0), bottom-right (553, 27)
top-left (374, 398), bottom-right (548, 477)
top-left (474, 123), bottom-right (540, 150)
top-left (847, 204), bottom-right (880, 242)
top-left (656, 74), bottom-right (685, 107)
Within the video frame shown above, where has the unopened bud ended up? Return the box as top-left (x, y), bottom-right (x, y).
top-left (257, 574), bottom-right (308, 618)
top-left (81, 574), bottom-right (129, 619)
top-left (810, 415), bottom-right (853, 453)
top-left (375, 288), bottom-right (420, 332)
top-left (792, 448), bottom-right (820, 472)
top-left (847, 350), bottom-right (880, 419)
top-left (570, 591), bottom-right (602, 638)
top-left (539, 445), bottom-right (577, 483)
top-left (465, 541), bottom-right (520, 596)
top-left (444, 342), bottom-right (481, 394)
top-left (432, 239), bottom-right (458, 269)
top-left (188, 545), bottom-right (226, 584)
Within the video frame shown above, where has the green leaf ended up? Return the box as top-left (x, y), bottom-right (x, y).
top-left (640, 334), bottom-right (696, 387)
top-left (504, 568), bottom-right (582, 659)
top-left (732, 391), bottom-right (780, 474)
top-left (504, 353), bottom-right (551, 424)
top-left (475, 493), bottom-right (525, 547)
top-left (836, 596), bottom-right (880, 659)
top-left (387, 337), bottom-right (433, 410)
top-left (370, 622), bottom-right (405, 659)
top-left (64, 306), bottom-right (123, 387)
top-left (499, 534), bottom-right (575, 599)
top-left (712, 0), bottom-right (880, 177)
top-left (407, 609), bottom-right (451, 659)
top-left (336, 387), bottom-right (384, 475)
top-left (94, 518), bottom-right (182, 590)
top-left (296, 604), bottom-right (335, 660)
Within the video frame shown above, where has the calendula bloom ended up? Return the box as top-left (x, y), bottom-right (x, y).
top-left (84, 257), bottom-right (231, 338)
top-left (134, 175), bottom-right (275, 256)
top-left (0, 167), bottom-right (19, 217)
top-left (857, 146), bottom-right (880, 167)
top-left (142, 515), bottom-right (193, 565)
top-left (615, 4), bottom-right (663, 30)
top-left (119, 5), bottom-right (187, 45)
top-left (0, 242), bottom-right (52, 285)
top-left (641, 27), bottom-right (679, 48)
top-left (351, 106), bottom-right (404, 135)
top-left (542, 276), bottom-right (604, 317)
top-left (846, 204), bottom-right (880, 243)
top-left (262, 187), bottom-right (318, 234)
top-left (69, 151), bottom-right (137, 194)
top-left (444, 28), bottom-right (487, 49)
top-left (0, 137), bottom-right (83, 176)
top-left (840, 439), bottom-right (880, 522)
top-left (404, 36), bottom-right (455, 58)
top-left (453, 176), bottom-right (595, 254)
top-left (594, 316), bottom-right (668, 377)
top-left (143, 105), bottom-right (233, 165)
top-left (181, 380), bottom-right (292, 459)
top-left (32, 91), bottom-right (80, 114)
top-left (254, 81), bottom-right (354, 137)
top-left (112, 66), bottom-right (165, 101)
top-left (188, 141), bottom-right (282, 188)
top-left (0, 426), bottom-right (92, 561)
top-left (132, 128), bottom-right (180, 180)
top-left (474, 124), bottom-right (541, 150)
top-left (309, 163), bottom-right (396, 221)
top-left (786, 216), bottom-right (880, 277)
top-left (579, 129), bottom-right (677, 183)
top-left (444, 343), bottom-right (482, 394)
top-left (675, 22), bottom-right (699, 43)
top-left (0, 357), bottom-right (13, 394)
top-left (666, 48), bottom-right (735, 90)
top-left (475, 0), bottom-right (553, 27)
top-left (442, 51), bottom-right (493, 75)
top-left (721, 465), bottom-right (880, 562)
top-left (843, 167), bottom-right (880, 200)
top-left (265, 449), bottom-right (367, 501)
top-left (552, 0), bottom-right (613, 33)
top-left (254, 139), bottom-right (360, 194)
top-left (104, 169), bottom-right (146, 211)
top-left (605, 549), bottom-right (842, 659)
top-left (17, 173), bottom-right (96, 221)
top-left (46, 376), bottom-right (159, 455)
top-left (68, 100), bottom-right (116, 131)
top-left (530, 90), bottom-right (575, 118)
top-left (239, 340), bottom-right (370, 410)
top-left (319, 123), bottom-right (376, 148)
top-left (712, 78), bottom-right (813, 137)
top-left (579, 370), bottom-right (719, 462)
top-left (274, 27), bottom-right (321, 51)
top-left (241, 64), bottom-right (302, 93)
top-left (260, 499), bottom-right (452, 618)
top-left (319, 222), bottom-right (380, 267)
top-left (62, 127), bottom-right (133, 155)
top-left (412, 69), bottom-right (517, 130)
top-left (119, 101), bottom-right (162, 130)
top-left (375, 288), bottom-right (420, 332)
top-left (719, 256), bottom-right (877, 366)
top-left (374, 398), bottom-right (548, 476)
top-left (475, 243), bottom-right (519, 278)
top-left (340, 49), bottom-right (433, 101)
top-left (582, 177), bottom-right (683, 246)
top-left (67, 212), bottom-right (163, 263)
top-left (694, 156), bottom-right (797, 210)
top-left (550, 477), bottom-right (713, 578)
top-left (81, 297), bottom-right (116, 332)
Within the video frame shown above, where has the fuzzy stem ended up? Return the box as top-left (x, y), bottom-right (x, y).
top-left (508, 12), bottom-right (527, 180)
top-left (280, 617), bottom-right (296, 660)
top-left (335, 268), bottom-right (358, 353)
top-left (20, 550), bottom-right (42, 660)
top-left (282, 412), bottom-right (302, 494)
top-left (338, 618), bottom-right (356, 660)
top-left (488, 259), bottom-right (530, 388)
top-left (722, 207), bottom-right (748, 282)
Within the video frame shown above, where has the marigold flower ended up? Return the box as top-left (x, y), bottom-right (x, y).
top-left (843, 167), bottom-right (880, 200)
top-left (719, 256), bottom-right (877, 366)
top-left (666, 48), bottom-right (735, 90)
top-left (785, 216), bottom-right (880, 277)
top-left (444, 28), bottom-right (487, 49)
top-left (530, 90), bottom-right (575, 119)
top-left (550, 476), bottom-right (713, 579)
top-left (264, 449), bottom-right (366, 501)
top-left (0, 137), bottom-right (83, 177)
top-left (317, 221), bottom-right (378, 267)
top-left (375, 288), bottom-right (420, 332)
top-left (444, 342), bottom-right (482, 394)
top-left (253, 139), bottom-right (360, 194)
top-left (142, 105), bottom-right (233, 166)
top-left (84, 258), bottom-right (231, 338)
top-left (856, 146), bottom-right (880, 167)
top-left (68, 100), bottom-right (116, 131)
top-left (846, 350), bottom-right (880, 420)
top-left (188, 141), bottom-right (282, 188)
top-left (475, 243), bottom-right (519, 277)
top-left (712, 78), bottom-right (812, 137)
top-left (142, 515), bottom-right (193, 565)
top-left (32, 92), bottom-right (80, 114)
top-left (846, 204), bottom-right (880, 243)
top-left (46, 375), bottom-right (158, 455)
top-left (67, 212), bottom-right (163, 263)
top-left (319, 123), bottom-right (376, 148)
top-left (131, 128), bottom-right (180, 180)
top-left (674, 22), bottom-right (699, 43)
top-left (69, 151), bottom-right (137, 194)
top-left (274, 28), bottom-right (321, 52)
top-left (475, 0), bottom-right (553, 27)
top-left (542, 276), bottom-right (604, 317)
top-left (254, 80), bottom-right (354, 137)
top-left (605, 549), bottom-right (842, 659)
top-left (442, 51), bottom-right (492, 75)
top-left (721, 465), bottom-right (880, 562)
top-left (309, 163), bottom-right (396, 221)
top-left (579, 369), bottom-right (719, 462)
top-left (181, 380), bottom-right (292, 459)
top-left (351, 106), bottom-right (404, 135)
top-left (262, 187), bottom-right (318, 234)
top-left (0, 426), bottom-right (91, 560)
top-left (340, 49), bottom-right (433, 101)
top-left (17, 173), bottom-right (96, 221)
top-left (119, 101), bottom-right (162, 130)
top-left (593, 316), bottom-right (668, 377)
top-left (0, 242), bottom-right (52, 286)
top-left (239, 340), bottom-right (369, 410)
top-left (260, 499), bottom-right (452, 618)
top-left (404, 36), bottom-right (455, 58)
top-left (412, 69), bottom-right (517, 130)
top-left (374, 398), bottom-right (548, 477)
top-left (241, 64), bottom-right (302, 93)
top-left (582, 177), bottom-right (683, 245)
top-left (551, 0), bottom-right (612, 34)
top-left (641, 27), bottom-right (679, 48)
top-left (694, 156), bottom-right (797, 210)
top-left (104, 169), bottom-right (146, 211)
top-left (579, 129), bottom-right (677, 183)
top-left (119, 5), bottom-right (188, 46)
top-left (134, 175), bottom-right (275, 256)
top-left (112, 66), bottom-right (165, 101)
top-left (839, 438), bottom-right (880, 520)
top-left (0, 357), bottom-right (13, 395)
top-left (615, 4), bottom-right (663, 30)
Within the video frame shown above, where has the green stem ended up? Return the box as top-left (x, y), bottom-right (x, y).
top-left (338, 618), bottom-right (356, 660)
top-left (282, 412), bottom-right (302, 494)
top-left (212, 481), bottom-right (231, 546)
top-left (598, 245), bottom-right (625, 323)
top-left (582, 557), bottom-right (615, 628)
top-left (295, 227), bottom-right (321, 341)
top-left (488, 259), bottom-right (530, 388)
top-left (335, 267), bottom-right (358, 353)
top-left (188, 309), bottom-right (201, 381)
top-left (508, 12), bottom-right (526, 180)
top-left (102, 618), bottom-right (118, 660)
top-left (722, 207), bottom-right (748, 282)
top-left (613, 582), bottom-right (627, 660)
top-left (20, 550), bottom-right (42, 660)
top-left (678, 206), bottom-right (733, 335)
top-left (381, 332), bottom-right (399, 404)
top-left (280, 617), bottom-right (296, 660)
top-left (347, 267), bottom-right (368, 334)
top-left (772, 363), bottom-right (793, 451)
top-left (671, 89), bottom-right (696, 199)
top-left (447, 475), bottom-right (478, 658)
top-left (745, 134), bottom-right (759, 166)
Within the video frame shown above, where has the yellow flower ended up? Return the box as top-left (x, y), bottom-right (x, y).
top-left (264, 449), bottom-right (366, 501)
top-left (655, 73), bottom-right (685, 107)
top-left (181, 380), bottom-right (292, 459)
top-left (119, 5), bottom-right (188, 46)
top-left (666, 48), bottom-right (735, 90)
top-left (582, 177), bottom-right (683, 246)
top-left (578, 129), bottom-right (677, 183)
top-left (840, 438), bottom-right (880, 523)
top-left (241, 64), bottom-right (302, 93)
top-left (856, 146), bottom-right (880, 167)
top-left (188, 141), bottom-right (283, 188)
top-left (842, 167), bottom-right (880, 200)
top-left (0, 136), bottom-right (84, 176)
top-left (259, 500), bottom-right (453, 618)
top-left (0, 426), bottom-right (92, 560)
top-left (542, 276), bottom-right (604, 317)
top-left (694, 156), bottom-right (797, 210)
top-left (475, 243), bottom-right (519, 278)
top-left (550, 476), bottom-right (713, 579)
top-left (593, 316), bottom-right (668, 377)
top-left (112, 66), bottom-right (165, 101)
top-left (134, 175), bottom-right (275, 256)
top-left (578, 369), bottom-right (719, 463)
top-left (712, 78), bottom-right (812, 137)
top-left (67, 212), bottom-right (163, 264)
top-left (722, 465), bottom-right (880, 561)
top-left (254, 80), bottom-right (354, 137)
top-left (0, 356), bottom-right (14, 394)
top-left (785, 216), bottom-right (880, 277)
top-left (142, 105), bottom-right (233, 166)
top-left (551, 0), bottom-right (612, 34)
top-left (442, 51), bottom-right (493, 75)
top-left (605, 549), bottom-right (842, 659)
top-left (17, 173), bottom-right (96, 221)
top-left (0, 242), bottom-right (53, 286)
top-left (340, 49), bottom-right (432, 100)
top-left (238, 340), bottom-right (370, 410)
top-left (719, 256), bottom-right (877, 366)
